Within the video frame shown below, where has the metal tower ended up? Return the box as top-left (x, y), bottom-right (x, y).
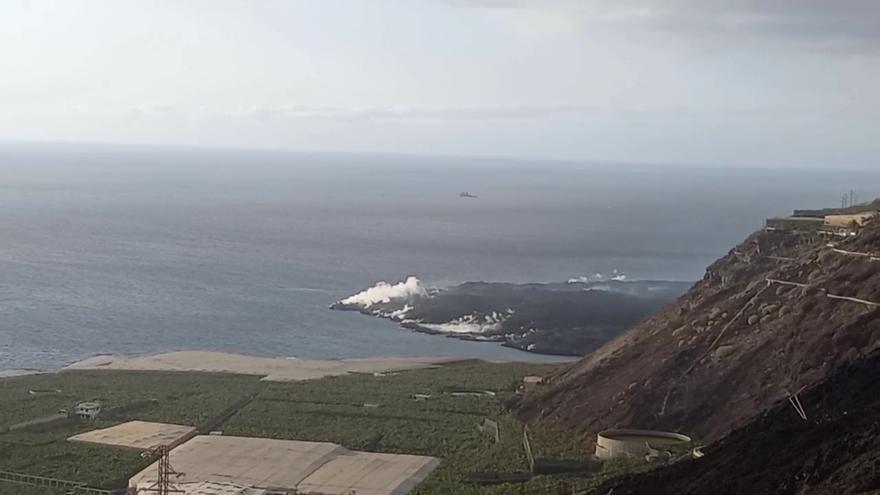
top-left (138, 445), bottom-right (183, 495)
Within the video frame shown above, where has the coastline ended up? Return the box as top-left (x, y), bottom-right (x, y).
top-left (58, 350), bottom-right (572, 382)
top-left (2, 348), bottom-right (574, 380)
top-left (0, 369), bottom-right (43, 379)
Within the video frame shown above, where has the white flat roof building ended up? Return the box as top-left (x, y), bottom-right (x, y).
top-left (129, 435), bottom-right (439, 495)
top-left (68, 420), bottom-right (196, 450)
top-left (132, 481), bottom-right (267, 495)
top-left (296, 451), bottom-right (441, 495)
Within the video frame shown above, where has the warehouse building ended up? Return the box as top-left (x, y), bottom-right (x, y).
top-left (129, 435), bottom-right (440, 495)
top-left (68, 420), bottom-right (196, 450)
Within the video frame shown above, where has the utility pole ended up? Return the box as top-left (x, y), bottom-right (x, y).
top-left (138, 445), bottom-right (183, 495)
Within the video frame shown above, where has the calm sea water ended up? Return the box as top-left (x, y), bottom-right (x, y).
top-left (2, 144), bottom-right (878, 369)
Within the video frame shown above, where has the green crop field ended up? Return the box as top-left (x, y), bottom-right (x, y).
top-left (0, 371), bottom-right (263, 492)
top-left (0, 486), bottom-right (68, 495)
top-left (0, 362), bottom-right (647, 495)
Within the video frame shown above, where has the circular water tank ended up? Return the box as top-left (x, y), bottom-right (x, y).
top-left (595, 429), bottom-right (691, 460)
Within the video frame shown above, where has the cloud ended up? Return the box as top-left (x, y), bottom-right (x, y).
top-left (441, 0), bottom-right (880, 52)
top-left (235, 104), bottom-right (597, 122)
top-left (57, 100), bottom-right (874, 129)
top-left (644, 1), bottom-right (880, 52)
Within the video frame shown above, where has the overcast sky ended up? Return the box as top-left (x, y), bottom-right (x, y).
top-left (1, 0), bottom-right (878, 167)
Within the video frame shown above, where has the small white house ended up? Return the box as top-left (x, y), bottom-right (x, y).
top-left (73, 401), bottom-right (102, 420)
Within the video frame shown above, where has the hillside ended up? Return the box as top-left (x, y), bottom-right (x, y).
top-left (520, 220), bottom-right (880, 443)
top-left (591, 348), bottom-right (880, 494)
top-left (794, 198), bottom-right (880, 217)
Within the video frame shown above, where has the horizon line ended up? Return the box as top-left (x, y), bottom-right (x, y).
top-left (0, 137), bottom-right (872, 173)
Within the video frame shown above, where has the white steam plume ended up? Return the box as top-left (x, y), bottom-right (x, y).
top-left (338, 277), bottom-right (428, 308)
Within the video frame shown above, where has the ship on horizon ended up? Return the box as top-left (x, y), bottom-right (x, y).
top-left (460, 192), bottom-right (478, 198)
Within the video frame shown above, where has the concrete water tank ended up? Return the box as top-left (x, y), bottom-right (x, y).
top-left (595, 429), bottom-right (691, 460)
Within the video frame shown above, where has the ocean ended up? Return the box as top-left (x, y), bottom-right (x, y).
top-left (2, 143), bottom-right (878, 369)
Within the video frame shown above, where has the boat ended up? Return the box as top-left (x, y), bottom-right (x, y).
top-left (460, 192), bottom-right (478, 198)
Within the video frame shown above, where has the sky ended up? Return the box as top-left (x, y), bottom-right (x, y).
top-left (1, 0), bottom-right (878, 167)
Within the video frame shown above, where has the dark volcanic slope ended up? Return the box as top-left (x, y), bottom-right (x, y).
top-left (333, 280), bottom-right (690, 356)
top-left (408, 281), bottom-right (688, 355)
top-left (592, 349), bottom-right (880, 495)
top-left (521, 222), bottom-right (880, 443)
